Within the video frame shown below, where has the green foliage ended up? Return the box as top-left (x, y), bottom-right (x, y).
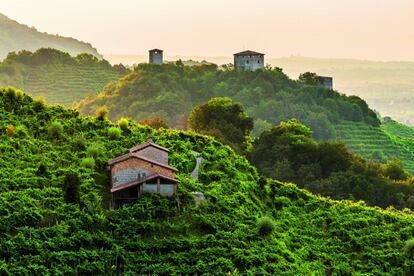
top-left (86, 143), bottom-right (103, 159)
top-left (62, 173), bottom-right (80, 204)
top-left (250, 120), bottom-right (414, 210)
top-left (75, 63), bottom-right (380, 140)
top-left (298, 72), bottom-right (319, 85)
top-left (117, 117), bottom-right (129, 131)
top-left (47, 121), bottom-right (63, 140)
top-left (189, 97), bottom-right (254, 153)
top-left (95, 106), bottom-right (108, 121)
top-left (404, 239), bottom-right (414, 258)
top-left (0, 48), bottom-right (126, 106)
top-left (257, 216), bottom-right (275, 236)
top-left (0, 87), bottom-right (413, 274)
top-left (36, 163), bottom-right (48, 177)
top-left (382, 158), bottom-right (408, 180)
top-left (80, 157), bottom-right (95, 169)
top-left (107, 127), bottom-right (122, 140)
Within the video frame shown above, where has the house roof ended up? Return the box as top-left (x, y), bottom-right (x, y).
top-left (111, 173), bottom-right (179, 193)
top-left (107, 153), bottom-right (178, 172)
top-left (149, 48), bottom-right (163, 52)
top-left (234, 50), bottom-right (264, 56)
top-left (129, 140), bottom-right (169, 153)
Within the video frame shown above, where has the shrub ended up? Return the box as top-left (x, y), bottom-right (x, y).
top-left (48, 121), bottom-right (63, 140)
top-left (86, 143), bottom-right (103, 159)
top-left (72, 136), bottom-right (87, 151)
top-left (404, 239), bottom-right (414, 258)
top-left (118, 117), bottom-right (129, 131)
top-left (257, 216), bottom-right (275, 237)
top-left (63, 173), bottom-right (80, 204)
top-left (81, 157), bottom-right (95, 169)
top-left (95, 106), bottom-right (108, 121)
top-left (6, 124), bottom-right (15, 136)
top-left (15, 125), bottom-right (28, 138)
top-left (36, 163), bottom-right (48, 176)
top-left (108, 127), bottom-right (122, 140)
top-left (33, 96), bottom-right (46, 111)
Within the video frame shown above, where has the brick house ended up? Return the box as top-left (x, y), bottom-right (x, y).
top-left (108, 137), bottom-right (179, 208)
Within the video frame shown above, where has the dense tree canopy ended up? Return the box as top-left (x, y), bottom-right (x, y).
top-left (189, 97), bottom-right (254, 153)
top-left (249, 119), bottom-right (414, 209)
top-left (76, 63), bottom-right (380, 140)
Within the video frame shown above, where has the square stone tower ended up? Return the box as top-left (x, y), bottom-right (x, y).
top-left (149, 49), bottom-right (163, 65)
top-left (234, 50), bottom-right (265, 71)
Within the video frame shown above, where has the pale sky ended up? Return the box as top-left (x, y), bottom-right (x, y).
top-left (1, 0), bottom-right (414, 60)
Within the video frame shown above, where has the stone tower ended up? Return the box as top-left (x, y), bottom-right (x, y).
top-left (149, 49), bottom-right (163, 65)
top-left (234, 50), bottom-right (265, 71)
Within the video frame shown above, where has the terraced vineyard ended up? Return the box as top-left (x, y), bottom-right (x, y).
top-left (336, 121), bottom-right (414, 174)
top-left (20, 64), bottom-right (124, 106)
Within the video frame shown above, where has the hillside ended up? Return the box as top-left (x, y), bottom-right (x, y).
top-left (0, 13), bottom-right (101, 60)
top-left (76, 63), bottom-right (379, 140)
top-left (1, 87), bottom-right (414, 274)
top-left (0, 48), bottom-right (127, 105)
top-left (335, 121), bottom-right (414, 174)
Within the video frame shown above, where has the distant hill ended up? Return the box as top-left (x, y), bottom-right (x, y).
top-left (104, 55), bottom-right (414, 125)
top-left (0, 13), bottom-right (101, 60)
top-left (0, 48), bottom-right (127, 105)
top-left (0, 87), bottom-right (413, 274)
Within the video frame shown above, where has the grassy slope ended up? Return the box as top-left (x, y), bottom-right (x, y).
top-left (335, 121), bottom-right (414, 173)
top-left (0, 13), bottom-right (100, 59)
top-left (0, 88), bottom-right (413, 274)
top-left (0, 63), bottom-right (124, 106)
top-left (21, 63), bottom-right (124, 105)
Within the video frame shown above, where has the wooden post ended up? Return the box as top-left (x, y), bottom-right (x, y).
top-left (157, 178), bottom-right (160, 193)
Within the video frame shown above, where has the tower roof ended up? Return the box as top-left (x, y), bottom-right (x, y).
top-left (234, 50), bottom-right (264, 56)
top-left (149, 48), bottom-right (163, 52)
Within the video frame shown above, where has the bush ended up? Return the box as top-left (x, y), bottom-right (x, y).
top-left (86, 143), bottom-right (103, 159)
top-left (62, 173), bottom-right (80, 204)
top-left (108, 127), bottom-right (122, 140)
top-left (33, 96), bottom-right (46, 111)
top-left (48, 121), bottom-right (63, 140)
top-left (72, 136), bottom-right (87, 151)
top-left (404, 239), bottom-right (414, 258)
top-left (257, 216), bottom-right (275, 237)
top-left (6, 124), bottom-right (15, 136)
top-left (95, 106), bottom-right (108, 121)
top-left (118, 117), bottom-right (129, 131)
top-left (81, 157), bottom-right (95, 169)
top-left (15, 125), bottom-right (28, 138)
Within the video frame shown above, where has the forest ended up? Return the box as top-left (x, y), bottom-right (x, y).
top-left (1, 87), bottom-right (414, 274)
top-left (76, 62), bottom-right (379, 140)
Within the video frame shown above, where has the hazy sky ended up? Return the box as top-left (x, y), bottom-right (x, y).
top-left (2, 0), bottom-right (414, 60)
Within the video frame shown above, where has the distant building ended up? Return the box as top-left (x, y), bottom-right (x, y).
top-left (318, 76), bottom-right (333, 90)
top-left (108, 137), bottom-right (179, 208)
top-left (234, 50), bottom-right (265, 71)
top-left (149, 49), bottom-right (163, 65)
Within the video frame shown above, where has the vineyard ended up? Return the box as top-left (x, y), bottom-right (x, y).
top-left (336, 121), bottom-right (414, 173)
top-left (21, 64), bottom-right (124, 105)
top-left (1, 87), bottom-right (413, 274)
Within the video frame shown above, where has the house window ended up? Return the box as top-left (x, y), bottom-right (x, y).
top-left (246, 60), bottom-right (250, 64)
top-left (258, 60), bottom-right (260, 64)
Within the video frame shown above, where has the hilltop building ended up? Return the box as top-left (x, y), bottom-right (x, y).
top-left (149, 48), bottom-right (163, 65)
top-left (108, 137), bottom-right (178, 208)
top-left (318, 76), bottom-right (333, 90)
top-left (234, 50), bottom-right (265, 71)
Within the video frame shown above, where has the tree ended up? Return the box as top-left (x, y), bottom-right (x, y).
top-left (189, 97), bottom-right (254, 153)
top-left (63, 173), bottom-right (80, 204)
top-left (139, 116), bottom-right (169, 129)
top-left (299, 72), bottom-right (319, 86)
